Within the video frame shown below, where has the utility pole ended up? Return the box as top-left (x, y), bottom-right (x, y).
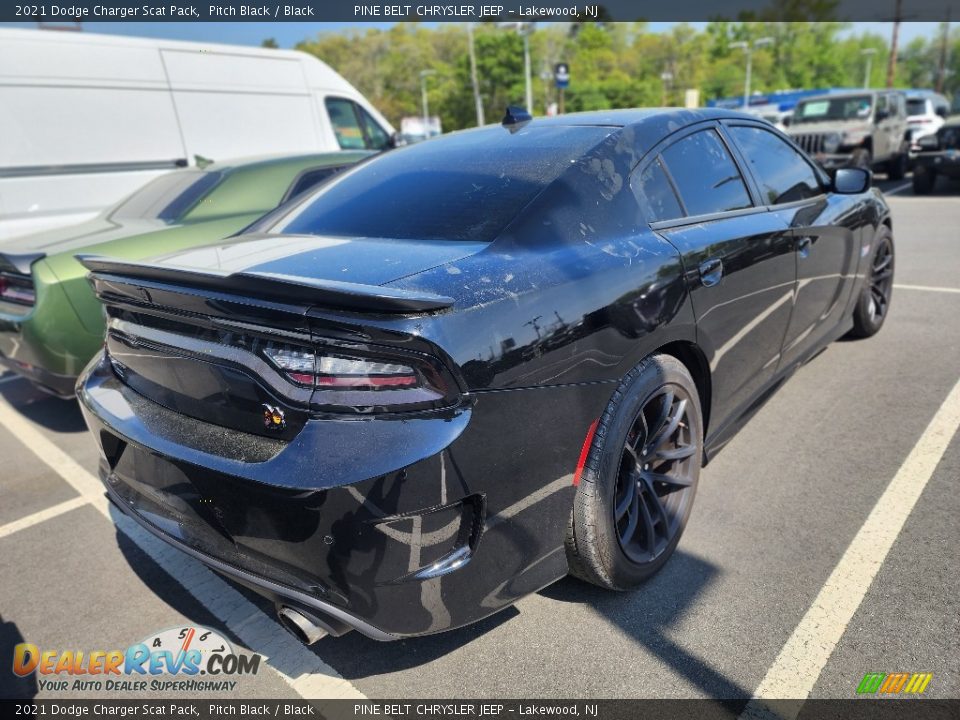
top-left (466, 23), bottom-right (485, 127)
top-left (419, 69), bottom-right (436, 138)
top-left (861, 47), bottom-right (877, 88)
top-left (886, 0), bottom-right (902, 88)
top-left (936, 12), bottom-right (951, 94)
top-left (730, 37), bottom-right (773, 111)
top-left (497, 21), bottom-right (536, 113)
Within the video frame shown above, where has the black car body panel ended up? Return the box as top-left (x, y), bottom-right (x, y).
top-left (77, 109), bottom-right (891, 639)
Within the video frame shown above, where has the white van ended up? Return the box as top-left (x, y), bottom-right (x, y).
top-left (0, 28), bottom-right (394, 240)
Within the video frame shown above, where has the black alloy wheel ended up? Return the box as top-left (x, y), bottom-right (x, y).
top-left (850, 226), bottom-right (894, 338)
top-left (566, 353), bottom-right (703, 590)
top-left (614, 388), bottom-right (697, 564)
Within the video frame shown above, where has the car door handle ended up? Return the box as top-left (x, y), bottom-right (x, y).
top-left (699, 257), bottom-right (723, 287)
top-left (797, 237), bottom-right (812, 258)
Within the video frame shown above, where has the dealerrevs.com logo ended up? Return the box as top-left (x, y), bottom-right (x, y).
top-left (857, 672), bottom-right (933, 695)
top-left (12, 626), bottom-right (261, 693)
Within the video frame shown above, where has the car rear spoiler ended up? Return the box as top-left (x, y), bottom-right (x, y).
top-left (0, 252), bottom-right (45, 276)
top-left (76, 255), bottom-right (455, 314)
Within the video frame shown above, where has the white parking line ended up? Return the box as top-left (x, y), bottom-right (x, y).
top-left (741, 376), bottom-right (960, 715)
top-left (883, 181), bottom-right (912, 196)
top-left (0, 496), bottom-right (89, 539)
top-left (894, 283), bottom-right (960, 294)
top-left (0, 398), bottom-right (366, 700)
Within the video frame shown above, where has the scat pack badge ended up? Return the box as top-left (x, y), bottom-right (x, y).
top-left (263, 404), bottom-right (286, 431)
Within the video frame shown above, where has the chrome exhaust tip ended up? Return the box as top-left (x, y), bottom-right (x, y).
top-left (276, 605), bottom-right (330, 645)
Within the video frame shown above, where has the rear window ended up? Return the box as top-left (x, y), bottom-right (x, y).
top-left (266, 125), bottom-right (613, 242)
top-left (907, 98), bottom-right (930, 116)
top-left (110, 170), bottom-right (223, 223)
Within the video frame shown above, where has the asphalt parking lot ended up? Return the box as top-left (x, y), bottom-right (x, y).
top-left (0, 176), bottom-right (958, 703)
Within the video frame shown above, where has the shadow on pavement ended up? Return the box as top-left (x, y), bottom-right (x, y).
top-left (0, 377), bottom-right (86, 433)
top-left (540, 550), bottom-right (753, 700)
top-left (0, 614), bottom-right (38, 699)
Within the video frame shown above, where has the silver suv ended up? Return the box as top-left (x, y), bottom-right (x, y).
top-left (788, 90), bottom-right (909, 179)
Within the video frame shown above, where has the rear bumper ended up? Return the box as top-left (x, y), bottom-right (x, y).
top-left (0, 352), bottom-right (77, 398)
top-left (78, 352), bottom-right (609, 638)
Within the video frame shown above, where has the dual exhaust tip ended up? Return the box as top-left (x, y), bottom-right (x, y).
top-left (276, 605), bottom-right (352, 645)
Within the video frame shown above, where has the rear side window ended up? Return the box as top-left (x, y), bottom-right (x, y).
top-left (633, 158), bottom-right (683, 222)
top-left (728, 126), bottom-right (822, 205)
top-left (282, 165), bottom-right (349, 204)
top-left (109, 170), bottom-right (222, 223)
top-left (265, 125), bottom-right (612, 242)
top-left (326, 98), bottom-right (368, 150)
top-left (660, 129), bottom-right (752, 217)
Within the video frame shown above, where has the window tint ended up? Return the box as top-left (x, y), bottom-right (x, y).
top-left (283, 165), bottom-right (349, 203)
top-left (326, 98), bottom-right (367, 150)
top-left (265, 125), bottom-right (612, 242)
top-left (357, 106), bottom-right (390, 150)
top-left (110, 170), bottom-right (222, 222)
top-left (660, 129), bottom-right (751, 216)
top-left (728, 126), bottom-right (822, 205)
top-left (634, 158), bottom-right (683, 222)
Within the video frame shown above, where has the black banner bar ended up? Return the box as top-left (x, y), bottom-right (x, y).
top-left (3, 0), bottom-right (959, 23)
top-left (2, 699), bottom-right (960, 720)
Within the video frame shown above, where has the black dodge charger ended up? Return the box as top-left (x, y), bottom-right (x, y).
top-left (76, 109), bottom-right (894, 642)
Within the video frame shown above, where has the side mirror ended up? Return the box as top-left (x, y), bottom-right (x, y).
top-left (917, 134), bottom-right (940, 151)
top-left (936, 107), bottom-right (949, 119)
top-left (874, 109), bottom-right (888, 123)
top-left (782, 116), bottom-right (792, 127)
top-left (833, 167), bottom-right (871, 194)
top-left (385, 132), bottom-right (406, 150)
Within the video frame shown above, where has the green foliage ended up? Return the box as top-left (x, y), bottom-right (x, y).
top-left (294, 22), bottom-right (955, 133)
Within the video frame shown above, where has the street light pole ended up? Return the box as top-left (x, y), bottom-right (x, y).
top-left (523, 29), bottom-right (533, 113)
top-left (497, 21), bottom-right (536, 113)
top-left (466, 24), bottom-right (485, 126)
top-left (419, 69), bottom-right (436, 138)
top-left (730, 37), bottom-right (773, 112)
top-left (861, 47), bottom-right (877, 88)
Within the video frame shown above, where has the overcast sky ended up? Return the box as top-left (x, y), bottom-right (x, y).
top-left (0, 21), bottom-right (947, 48)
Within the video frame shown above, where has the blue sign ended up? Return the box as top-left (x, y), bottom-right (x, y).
top-left (555, 63), bottom-right (570, 89)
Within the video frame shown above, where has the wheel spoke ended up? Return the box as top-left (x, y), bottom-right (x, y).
top-left (646, 389), bottom-right (674, 443)
top-left (655, 443), bottom-right (697, 462)
top-left (873, 252), bottom-right (892, 273)
top-left (615, 473), bottom-right (637, 519)
top-left (649, 397), bottom-right (687, 452)
top-left (637, 489), bottom-right (656, 552)
top-left (644, 469), bottom-right (693, 489)
top-left (645, 480), bottom-right (671, 532)
top-left (620, 489), bottom-right (639, 542)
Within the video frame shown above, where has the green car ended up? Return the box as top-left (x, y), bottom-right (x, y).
top-left (0, 151), bottom-right (371, 397)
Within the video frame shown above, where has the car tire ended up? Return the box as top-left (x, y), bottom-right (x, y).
top-left (566, 353), bottom-right (702, 590)
top-left (886, 152), bottom-right (907, 181)
top-left (912, 168), bottom-right (936, 195)
top-left (851, 147), bottom-right (872, 171)
top-left (849, 225), bottom-right (894, 339)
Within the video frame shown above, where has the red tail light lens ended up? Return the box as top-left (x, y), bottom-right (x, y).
top-left (262, 342), bottom-right (455, 411)
top-left (0, 274), bottom-right (36, 306)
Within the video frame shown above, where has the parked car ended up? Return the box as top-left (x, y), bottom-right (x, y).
top-left (905, 91), bottom-right (951, 148)
top-left (912, 115), bottom-right (960, 194)
top-left (0, 28), bottom-right (393, 241)
top-left (0, 151), bottom-right (371, 397)
top-left (76, 109), bottom-right (893, 642)
top-left (788, 89), bottom-right (909, 178)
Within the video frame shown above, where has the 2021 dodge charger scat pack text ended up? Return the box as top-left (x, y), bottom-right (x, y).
top-left (76, 109), bottom-right (893, 642)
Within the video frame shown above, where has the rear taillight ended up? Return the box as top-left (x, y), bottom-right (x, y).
top-left (0, 274), bottom-right (36, 306)
top-left (263, 341), bottom-right (455, 410)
